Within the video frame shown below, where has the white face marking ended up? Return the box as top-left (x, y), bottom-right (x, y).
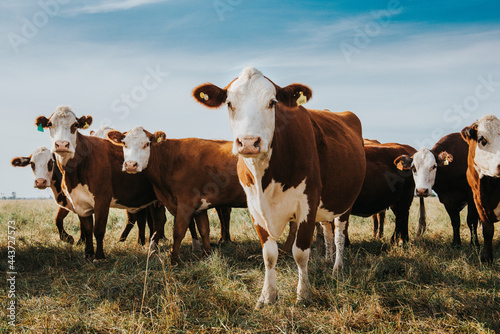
top-left (226, 67), bottom-right (277, 156)
top-left (29, 147), bottom-right (54, 188)
top-left (47, 106), bottom-right (80, 164)
top-left (472, 114), bottom-right (500, 178)
top-left (411, 148), bottom-right (438, 194)
top-left (68, 184), bottom-right (95, 217)
top-left (122, 127), bottom-right (151, 172)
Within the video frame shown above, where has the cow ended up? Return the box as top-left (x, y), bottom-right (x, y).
top-left (461, 114), bottom-right (500, 263)
top-left (35, 106), bottom-right (166, 260)
top-left (107, 127), bottom-right (247, 262)
top-left (283, 141), bottom-right (418, 254)
top-left (394, 132), bottom-right (480, 247)
top-left (11, 147), bottom-right (85, 244)
top-left (192, 66), bottom-right (366, 307)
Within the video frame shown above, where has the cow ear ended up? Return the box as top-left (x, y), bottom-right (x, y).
top-left (11, 156), bottom-right (31, 167)
top-left (89, 130), bottom-right (95, 136)
top-left (193, 83), bottom-right (227, 108)
top-left (151, 131), bottom-right (166, 144)
top-left (35, 116), bottom-right (51, 128)
top-left (461, 122), bottom-right (478, 142)
top-left (107, 130), bottom-right (126, 145)
top-left (276, 84), bottom-right (313, 107)
top-left (437, 151), bottom-right (453, 166)
top-left (394, 155), bottom-right (413, 171)
top-left (76, 115), bottom-right (93, 129)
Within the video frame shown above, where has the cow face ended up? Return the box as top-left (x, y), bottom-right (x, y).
top-left (11, 147), bottom-right (55, 189)
top-left (395, 149), bottom-right (453, 197)
top-left (107, 127), bottom-right (166, 173)
top-left (462, 114), bottom-right (500, 178)
top-left (35, 106), bottom-right (92, 165)
top-left (193, 67), bottom-right (312, 158)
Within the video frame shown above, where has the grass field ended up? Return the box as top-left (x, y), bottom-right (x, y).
top-left (1, 198), bottom-right (499, 333)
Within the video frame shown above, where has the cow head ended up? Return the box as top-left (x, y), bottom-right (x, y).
top-left (35, 106), bottom-right (92, 165)
top-left (394, 148), bottom-right (453, 197)
top-left (107, 126), bottom-right (166, 173)
top-left (90, 126), bottom-right (113, 139)
top-left (193, 67), bottom-right (312, 158)
top-left (461, 114), bottom-right (500, 178)
top-left (11, 147), bottom-right (55, 189)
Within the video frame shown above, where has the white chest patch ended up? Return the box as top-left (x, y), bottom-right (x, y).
top-left (244, 178), bottom-right (309, 240)
top-left (67, 184), bottom-right (95, 217)
top-left (195, 198), bottom-right (212, 213)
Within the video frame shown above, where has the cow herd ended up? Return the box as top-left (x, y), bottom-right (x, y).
top-left (11, 66), bottom-right (500, 307)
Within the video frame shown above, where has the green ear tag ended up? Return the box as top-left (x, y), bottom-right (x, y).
top-left (37, 123), bottom-right (44, 132)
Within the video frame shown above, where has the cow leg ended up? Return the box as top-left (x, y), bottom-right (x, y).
top-left (254, 222), bottom-right (278, 307)
top-left (481, 221), bottom-right (494, 263)
top-left (293, 219), bottom-right (316, 304)
top-left (149, 204), bottom-right (166, 241)
top-left (135, 209), bottom-right (148, 246)
top-left (444, 204), bottom-right (461, 247)
top-left (119, 211), bottom-right (136, 242)
top-left (282, 221), bottom-right (297, 253)
top-left (320, 221), bottom-right (335, 262)
top-left (55, 207), bottom-right (74, 244)
top-left (76, 217), bottom-right (86, 244)
top-left (171, 206), bottom-right (195, 263)
top-left (188, 218), bottom-right (202, 253)
top-left (466, 201), bottom-right (480, 247)
top-left (372, 214), bottom-right (379, 239)
top-left (80, 215), bottom-right (94, 260)
top-left (94, 206), bottom-right (110, 260)
top-left (215, 207), bottom-right (232, 244)
top-left (194, 211), bottom-right (211, 257)
top-left (416, 197), bottom-right (427, 237)
top-left (333, 212), bottom-right (350, 272)
top-left (378, 211), bottom-right (386, 238)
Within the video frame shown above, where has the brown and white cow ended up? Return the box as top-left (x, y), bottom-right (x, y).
top-left (395, 133), bottom-right (480, 247)
top-left (193, 67), bottom-right (366, 306)
top-left (107, 127), bottom-right (247, 261)
top-left (461, 114), bottom-right (500, 262)
top-left (284, 141), bottom-right (418, 254)
top-left (11, 147), bottom-right (84, 244)
top-left (35, 106), bottom-right (166, 260)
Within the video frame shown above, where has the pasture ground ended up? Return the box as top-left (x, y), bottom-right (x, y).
top-left (1, 198), bottom-right (499, 333)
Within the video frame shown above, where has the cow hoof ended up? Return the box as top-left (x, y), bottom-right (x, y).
top-left (62, 235), bottom-right (75, 245)
top-left (84, 254), bottom-right (95, 262)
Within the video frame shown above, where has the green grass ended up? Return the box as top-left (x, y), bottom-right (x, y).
top-left (1, 198), bottom-right (499, 333)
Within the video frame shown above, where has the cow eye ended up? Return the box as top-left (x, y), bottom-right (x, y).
top-left (143, 142), bottom-right (150, 149)
top-left (431, 165), bottom-right (437, 170)
top-left (47, 121), bottom-right (52, 127)
top-left (478, 136), bottom-right (488, 146)
top-left (411, 165), bottom-right (416, 173)
top-left (226, 101), bottom-right (233, 110)
top-left (268, 99), bottom-right (277, 109)
top-left (30, 162), bottom-right (35, 171)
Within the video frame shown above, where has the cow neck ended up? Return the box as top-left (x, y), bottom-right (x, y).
top-left (479, 175), bottom-right (500, 223)
top-left (146, 139), bottom-right (177, 192)
top-left (48, 154), bottom-right (74, 209)
top-left (56, 132), bottom-right (91, 191)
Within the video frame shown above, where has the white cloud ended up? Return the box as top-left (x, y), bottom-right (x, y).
top-left (65, 0), bottom-right (168, 15)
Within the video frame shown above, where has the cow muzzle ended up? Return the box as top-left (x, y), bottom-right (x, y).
top-left (416, 188), bottom-right (430, 197)
top-left (236, 137), bottom-right (262, 156)
top-left (34, 178), bottom-right (48, 189)
top-left (124, 160), bottom-right (139, 173)
top-left (55, 140), bottom-right (71, 152)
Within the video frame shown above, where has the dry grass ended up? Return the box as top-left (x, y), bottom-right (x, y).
top-left (1, 198), bottom-right (499, 333)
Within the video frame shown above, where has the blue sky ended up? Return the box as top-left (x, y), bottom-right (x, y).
top-left (1, 0), bottom-right (500, 198)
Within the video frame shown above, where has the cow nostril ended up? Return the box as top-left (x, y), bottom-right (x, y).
top-left (254, 137), bottom-right (261, 148)
top-left (236, 138), bottom-right (243, 147)
top-left (64, 143), bottom-right (69, 149)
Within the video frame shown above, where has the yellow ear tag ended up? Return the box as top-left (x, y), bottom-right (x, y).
top-left (200, 92), bottom-right (209, 101)
top-left (296, 91), bottom-right (307, 106)
top-left (396, 161), bottom-right (404, 171)
top-left (157, 137), bottom-right (162, 143)
top-left (83, 122), bottom-right (89, 129)
top-left (444, 158), bottom-right (449, 166)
